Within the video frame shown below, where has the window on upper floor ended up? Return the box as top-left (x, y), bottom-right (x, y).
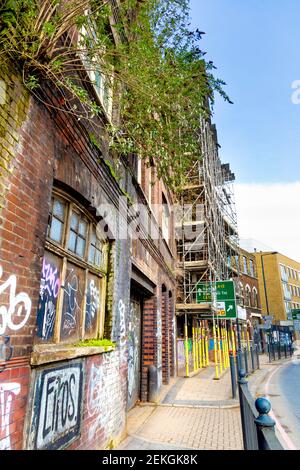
top-left (243, 256), bottom-right (248, 274)
top-left (36, 191), bottom-right (108, 345)
top-left (252, 288), bottom-right (258, 308)
top-left (249, 259), bottom-right (255, 277)
top-left (162, 194), bottom-right (170, 242)
top-left (280, 265), bottom-right (288, 283)
top-left (283, 282), bottom-right (292, 301)
top-left (245, 286), bottom-right (251, 307)
top-left (79, 12), bottom-right (113, 120)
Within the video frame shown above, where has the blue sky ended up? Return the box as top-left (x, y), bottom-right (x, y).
top-left (190, 0), bottom-right (300, 184)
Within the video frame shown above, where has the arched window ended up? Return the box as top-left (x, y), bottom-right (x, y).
top-left (252, 287), bottom-right (258, 308)
top-left (245, 285), bottom-right (251, 307)
top-left (239, 282), bottom-right (244, 305)
top-left (36, 189), bottom-right (108, 344)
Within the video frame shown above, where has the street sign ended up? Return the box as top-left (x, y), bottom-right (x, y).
top-left (294, 320), bottom-right (300, 331)
top-left (289, 310), bottom-right (300, 321)
top-left (196, 281), bottom-right (237, 319)
top-left (216, 281), bottom-right (235, 301)
top-left (196, 283), bottom-right (212, 302)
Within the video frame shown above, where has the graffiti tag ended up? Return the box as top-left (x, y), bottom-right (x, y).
top-left (0, 266), bottom-right (31, 335)
top-left (33, 364), bottom-right (83, 450)
top-left (0, 382), bottom-right (21, 450)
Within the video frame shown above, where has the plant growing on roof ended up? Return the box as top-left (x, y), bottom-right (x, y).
top-left (0, 0), bottom-right (232, 191)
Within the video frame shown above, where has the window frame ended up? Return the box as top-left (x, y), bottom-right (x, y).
top-left (79, 13), bottom-right (114, 121)
top-left (39, 189), bottom-right (108, 345)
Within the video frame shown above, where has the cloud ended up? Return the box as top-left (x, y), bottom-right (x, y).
top-left (235, 182), bottom-right (300, 263)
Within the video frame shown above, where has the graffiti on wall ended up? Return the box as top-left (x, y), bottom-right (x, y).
top-left (61, 266), bottom-right (84, 340)
top-left (0, 382), bottom-right (21, 450)
top-left (85, 278), bottom-right (100, 335)
top-left (37, 255), bottom-right (61, 340)
top-left (86, 363), bottom-right (102, 441)
top-left (118, 299), bottom-right (127, 363)
top-left (30, 363), bottom-right (83, 450)
top-left (0, 265), bottom-right (31, 335)
top-left (86, 353), bottom-right (125, 443)
top-left (127, 300), bottom-right (141, 410)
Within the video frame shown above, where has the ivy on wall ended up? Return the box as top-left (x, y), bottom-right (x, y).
top-left (0, 0), bottom-right (232, 191)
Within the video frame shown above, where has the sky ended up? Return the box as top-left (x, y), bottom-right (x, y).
top-left (190, 0), bottom-right (300, 262)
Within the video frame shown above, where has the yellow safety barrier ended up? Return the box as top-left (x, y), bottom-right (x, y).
top-left (216, 325), bottom-right (223, 375)
top-left (231, 327), bottom-right (236, 356)
top-left (192, 327), bottom-right (196, 372)
top-left (205, 329), bottom-right (209, 367)
top-left (222, 328), bottom-right (227, 370)
top-left (225, 328), bottom-right (230, 368)
top-left (198, 327), bottom-right (203, 369)
top-left (202, 327), bottom-right (206, 368)
top-left (184, 323), bottom-right (189, 377)
top-left (195, 327), bottom-right (199, 371)
top-left (213, 325), bottom-right (219, 380)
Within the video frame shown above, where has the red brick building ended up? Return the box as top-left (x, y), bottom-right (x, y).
top-left (238, 247), bottom-right (263, 347)
top-left (0, 9), bottom-right (176, 451)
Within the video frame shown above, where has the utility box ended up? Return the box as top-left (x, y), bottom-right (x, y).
top-left (148, 365), bottom-right (159, 403)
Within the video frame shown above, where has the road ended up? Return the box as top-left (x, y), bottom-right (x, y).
top-left (265, 360), bottom-right (300, 450)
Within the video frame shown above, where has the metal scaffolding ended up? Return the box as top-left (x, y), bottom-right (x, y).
top-left (176, 116), bottom-right (240, 315)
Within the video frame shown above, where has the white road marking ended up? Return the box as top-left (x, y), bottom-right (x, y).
top-left (264, 363), bottom-right (297, 451)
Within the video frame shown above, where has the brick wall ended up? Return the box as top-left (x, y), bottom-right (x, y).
top-left (0, 67), bottom-right (177, 450)
top-left (0, 362), bottom-right (30, 450)
top-left (162, 291), bottom-right (170, 384)
top-left (141, 295), bottom-right (156, 401)
top-left (25, 351), bottom-right (127, 450)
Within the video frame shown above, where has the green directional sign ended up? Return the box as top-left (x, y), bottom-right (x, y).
top-left (196, 283), bottom-right (212, 302)
top-left (196, 280), bottom-right (237, 319)
top-left (217, 301), bottom-right (237, 319)
top-left (288, 309), bottom-right (300, 321)
top-left (216, 281), bottom-right (235, 301)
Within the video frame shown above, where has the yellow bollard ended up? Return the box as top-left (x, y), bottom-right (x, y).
top-left (231, 327), bottom-right (236, 356)
top-left (198, 327), bottom-right (203, 369)
top-left (195, 327), bottom-right (199, 371)
top-left (216, 325), bottom-right (223, 374)
top-left (225, 328), bottom-right (230, 368)
top-left (213, 325), bottom-right (219, 380)
top-left (192, 327), bottom-right (196, 372)
top-left (199, 326), bottom-right (202, 368)
top-left (184, 323), bottom-right (189, 377)
top-left (222, 328), bottom-right (227, 370)
top-left (205, 329), bottom-right (209, 367)
top-left (202, 327), bottom-right (206, 368)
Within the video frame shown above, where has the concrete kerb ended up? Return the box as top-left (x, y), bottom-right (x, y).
top-left (248, 356), bottom-right (294, 399)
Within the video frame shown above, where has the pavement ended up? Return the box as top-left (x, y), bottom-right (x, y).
top-left (117, 354), bottom-right (296, 451)
top-left (117, 365), bottom-right (243, 451)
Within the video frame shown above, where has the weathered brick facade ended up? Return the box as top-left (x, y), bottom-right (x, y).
top-left (0, 58), bottom-right (176, 450)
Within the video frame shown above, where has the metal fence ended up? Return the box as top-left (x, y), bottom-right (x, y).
top-left (230, 345), bottom-right (260, 399)
top-left (267, 341), bottom-right (293, 363)
top-left (230, 347), bottom-right (285, 450)
top-left (237, 370), bottom-right (284, 450)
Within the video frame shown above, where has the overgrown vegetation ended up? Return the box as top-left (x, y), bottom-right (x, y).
top-left (74, 338), bottom-right (116, 348)
top-left (0, 0), bottom-right (232, 190)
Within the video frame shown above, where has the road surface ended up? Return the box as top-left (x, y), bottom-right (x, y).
top-left (265, 360), bottom-right (300, 450)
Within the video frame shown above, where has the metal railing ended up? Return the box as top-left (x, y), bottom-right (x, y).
top-left (230, 345), bottom-right (260, 399)
top-left (237, 370), bottom-right (284, 450)
top-left (267, 341), bottom-right (293, 363)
